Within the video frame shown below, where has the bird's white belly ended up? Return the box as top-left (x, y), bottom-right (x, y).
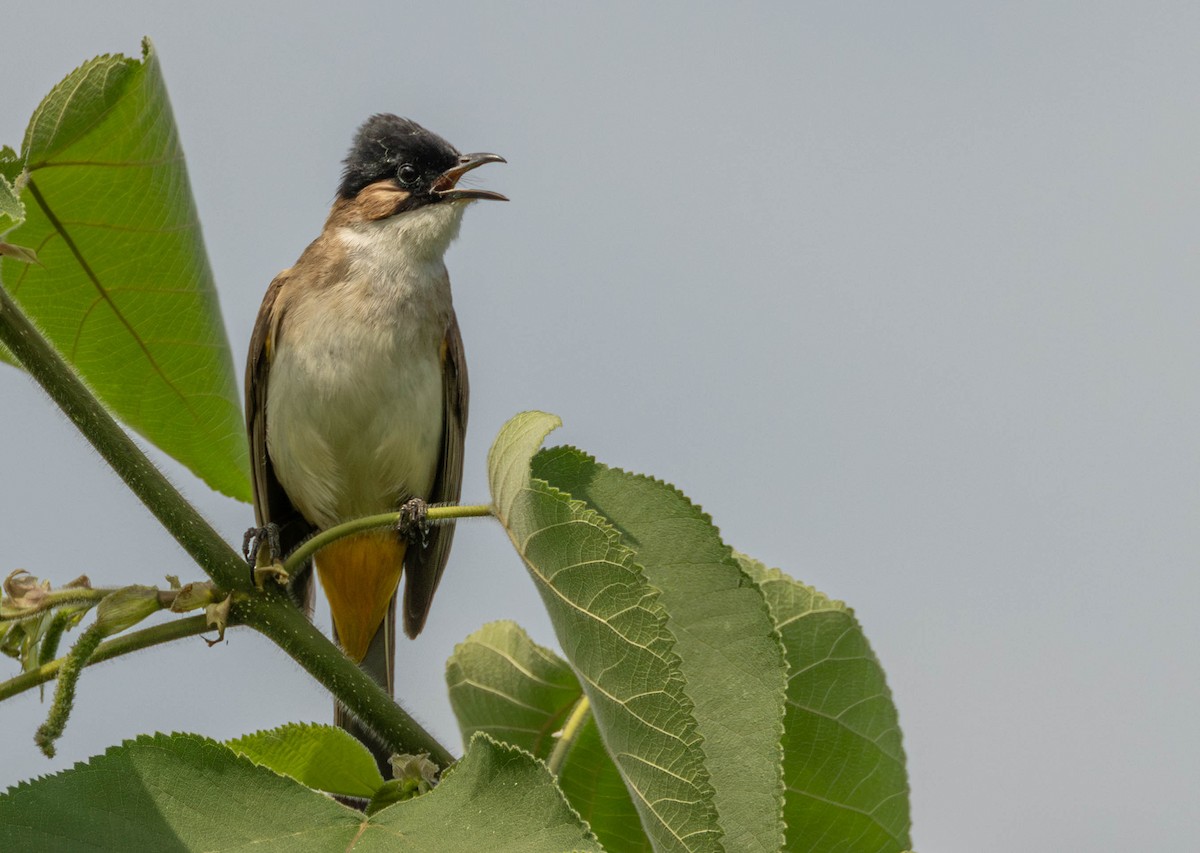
top-left (266, 309), bottom-right (444, 530)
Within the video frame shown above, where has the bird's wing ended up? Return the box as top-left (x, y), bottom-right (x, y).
top-left (401, 309), bottom-right (469, 638)
top-left (246, 269), bottom-right (317, 610)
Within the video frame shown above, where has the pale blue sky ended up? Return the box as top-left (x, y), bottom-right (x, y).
top-left (2, 4), bottom-right (1198, 850)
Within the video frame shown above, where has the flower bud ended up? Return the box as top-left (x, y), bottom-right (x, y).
top-left (95, 586), bottom-right (161, 635)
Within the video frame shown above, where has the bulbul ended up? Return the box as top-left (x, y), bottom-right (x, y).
top-left (245, 114), bottom-right (505, 762)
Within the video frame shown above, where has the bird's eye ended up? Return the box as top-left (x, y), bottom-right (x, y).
top-left (397, 164), bottom-right (419, 186)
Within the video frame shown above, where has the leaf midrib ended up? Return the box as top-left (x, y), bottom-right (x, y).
top-left (25, 176), bottom-right (195, 415)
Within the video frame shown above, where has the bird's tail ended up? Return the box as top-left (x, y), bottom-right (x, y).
top-left (332, 596), bottom-right (396, 777)
top-left (317, 531), bottom-right (405, 777)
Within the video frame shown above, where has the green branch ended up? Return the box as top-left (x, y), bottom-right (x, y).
top-left (0, 283), bottom-right (250, 592)
top-left (0, 286), bottom-right (455, 766)
top-left (35, 622), bottom-right (105, 757)
top-left (0, 614), bottom-right (216, 702)
top-left (1, 587), bottom-right (116, 623)
top-left (283, 504), bottom-right (494, 575)
top-left (241, 596), bottom-right (456, 767)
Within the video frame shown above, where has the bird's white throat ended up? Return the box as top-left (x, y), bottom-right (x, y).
top-left (342, 201), bottom-right (467, 264)
top-left (266, 203), bottom-right (465, 529)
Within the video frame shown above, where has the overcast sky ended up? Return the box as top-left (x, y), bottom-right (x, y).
top-left (2, 4), bottom-right (1198, 851)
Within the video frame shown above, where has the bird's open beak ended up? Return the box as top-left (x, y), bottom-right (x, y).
top-left (433, 152), bottom-right (508, 201)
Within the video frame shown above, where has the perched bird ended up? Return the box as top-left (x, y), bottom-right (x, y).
top-left (245, 114), bottom-right (505, 765)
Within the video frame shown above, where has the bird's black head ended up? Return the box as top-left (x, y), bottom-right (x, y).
top-left (338, 114), bottom-right (506, 206)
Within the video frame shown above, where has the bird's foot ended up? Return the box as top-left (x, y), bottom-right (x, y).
top-left (397, 498), bottom-right (431, 548)
top-left (243, 523), bottom-right (289, 589)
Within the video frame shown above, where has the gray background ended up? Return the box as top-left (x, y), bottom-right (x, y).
top-left (2, 3), bottom-right (1197, 850)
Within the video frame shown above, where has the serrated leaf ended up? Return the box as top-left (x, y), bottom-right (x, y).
top-left (0, 170), bottom-right (23, 234)
top-left (0, 732), bottom-right (357, 851)
top-left (366, 733), bottom-right (603, 852)
top-left (0, 167), bottom-right (31, 261)
top-left (738, 554), bottom-right (913, 853)
top-left (0, 38), bottom-right (250, 501)
top-left (227, 721), bottom-right (386, 799)
top-left (534, 448), bottom-right (788, 853)
top-left (558, 716), bottom-right (653, 852)
top-left (0, 731), bottom-right (600, 852)
top-left (487, 411), bottom-right (720, 852)
top-left (447, 620), bottom-right (581, 756)
top-left (0, 146), bottom-right (19, 186)
top-left (447, 620), bottom-right (651, 851)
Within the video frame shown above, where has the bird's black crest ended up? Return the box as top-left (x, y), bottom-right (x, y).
top-left (338, 114), bottom-right (460, 199)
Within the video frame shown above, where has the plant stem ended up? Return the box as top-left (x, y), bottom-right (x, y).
top-left (35, 622), bottom-right (105, 757)
top-left (548, 695), bottom-right (592, 776)
top-left (0, 289), bottom-right (455, 765)
top-left (1, 587), bottom-right (116, 622)
top-left (0, 283), bottom-right (251, 593)
top-left (283, 504), bottom-right (494, 574)
top-left (0, 614), bottom-right (216, 702)
top-left (240, 595), bottom-right (455, 767)
top-left (429, 503), bottom-right (495, 521)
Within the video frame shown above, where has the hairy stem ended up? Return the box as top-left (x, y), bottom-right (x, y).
top-left (283, 504), bottom-right (494, 575)
top-left (37, 611), bottom-right (75, 669)
top-left (0, 284), bottom-right (251, 592)
top-left (240, 595), bottom-right (455, 767)
top-left (0, 614), bottom-right (217, 702)
top-left (1, 587), bottom-right (116, 623)
top-left (34, 623), bottom-right (105, 757)
top-left (0, 290), bottom-right (454, 765)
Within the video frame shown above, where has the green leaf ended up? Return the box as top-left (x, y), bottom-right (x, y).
top-left (487, 412), bottom-right (720, 852)
top-left (0, 38), bottom-right (250, 501)
top-left (447, 620), bottom-right (581, 756)
top-left (737, 554), bottom-right (913, 852)
top-left (367, 733), bottom-right (603, 852)
top-left (228, 721), bottom-right (386, 799)
top-left (557, 716), bottom-right (653, 853)
top-left (534, 448), bottom-right (788, 853)
top-left (0, 731), bottom-right (601, 852)
top-left (0, 169), bottom-right (23, 233)
top-left (0, 732), bottom-right (359, 851)
top-left (0, 146), bottom-right (19, 186)
top-left (447, 620), bottom-right (651, 851)
top-left (0, 167), bottom-right (34, 262)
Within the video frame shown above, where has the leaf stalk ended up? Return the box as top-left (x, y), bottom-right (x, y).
top-left (548, 696), bottom-right (592, 776)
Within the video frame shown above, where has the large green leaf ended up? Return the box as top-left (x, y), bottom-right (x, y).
top-left (447, 619), bottom-right (581, 756)
top-left (558, 716), bottom-right (653, 853)
top-left (0, 39), bottom-right (250, 500)
top-left (738, 555), bottom-right (913, 852)
top-left (0, 731), bottom-right (600, 852)
top-left (369, 732), bottom-right (602, 852)
top-left (227, 721), bottom-right (386, 799)
top-left (488, 412), bottom-right (720, 852)
top-left (447, 619), bottom-right (651, 852)
top-left (0, 732), bottom-right (359, 851)
top-left (534, 448), bottom-right (788, 853)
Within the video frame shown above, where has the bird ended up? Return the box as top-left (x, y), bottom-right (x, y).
top-left (244, 114), bottom-right (505, 767)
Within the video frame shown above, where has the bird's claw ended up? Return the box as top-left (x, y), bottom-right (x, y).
top-left (243, 523), bottom-right (287, 589)
top-left (243, 523), bottom-right (281, 565)
top-left (397, 498), bottom-right (430, 548)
